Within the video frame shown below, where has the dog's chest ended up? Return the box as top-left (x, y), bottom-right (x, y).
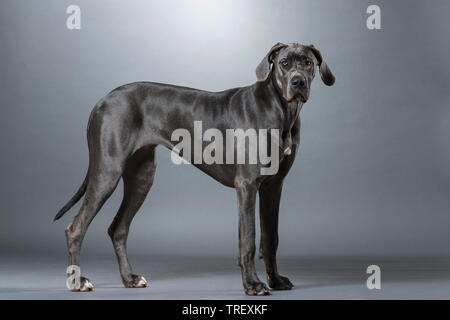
top-left (281, 103), bottom-right (302, 155)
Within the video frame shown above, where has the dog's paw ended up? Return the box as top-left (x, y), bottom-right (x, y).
top-left (244, 281), bottom-right (271, 296)
top-left (123, 274), bottom-right (147, 288)
top-left (70, 276), bottom-right (94, 292)
top-left (267, 274), bottom-right (293, 290)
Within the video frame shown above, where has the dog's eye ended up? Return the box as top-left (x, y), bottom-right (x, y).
top-left (280, 59), bottom-right (288, 67)
top-left (305, 60), bottom-right (312, 66)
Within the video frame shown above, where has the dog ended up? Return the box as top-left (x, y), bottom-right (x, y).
top-left (55, 42), bottom-right (335, 295)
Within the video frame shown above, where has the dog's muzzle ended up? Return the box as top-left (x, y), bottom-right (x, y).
top-left (289, 75), bottom-right (309, 102)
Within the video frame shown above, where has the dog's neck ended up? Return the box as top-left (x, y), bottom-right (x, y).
top-left (268, 72), bottom-right (302, 132)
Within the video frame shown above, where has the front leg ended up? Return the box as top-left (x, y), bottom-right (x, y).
top-left (236, 179), bottom-right (270, 296)
top-left (259, 180), bottom-right (293, 290)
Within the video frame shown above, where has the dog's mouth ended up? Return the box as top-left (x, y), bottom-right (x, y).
top-left (287, 92), bottom-right (308, 103)
top-left (296, 93), bottom-right (308, 103)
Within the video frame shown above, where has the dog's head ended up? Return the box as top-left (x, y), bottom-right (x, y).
top-left (256, 42), bottom-right (335, 102)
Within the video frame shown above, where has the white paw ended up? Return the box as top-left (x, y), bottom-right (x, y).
top-left (79, 278), bottom-right (94, 292)
top-left (136, 276), bottom-right (147, 287)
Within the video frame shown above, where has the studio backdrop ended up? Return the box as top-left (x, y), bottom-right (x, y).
top-left (1, 0), bottom-right (450, 260)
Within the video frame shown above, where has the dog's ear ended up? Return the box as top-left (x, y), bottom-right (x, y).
top-left (308, 45), bottom-right (335, 86)
top-left (256, 42), bottom-right (287, 82)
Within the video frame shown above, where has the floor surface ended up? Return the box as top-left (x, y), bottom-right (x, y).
top-left (1, 254), bottom-right (450, 299)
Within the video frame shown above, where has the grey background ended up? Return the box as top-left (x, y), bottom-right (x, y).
top-left (1, 0), bottom-right (450, 264)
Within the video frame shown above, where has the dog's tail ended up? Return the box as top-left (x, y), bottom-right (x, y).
top-left (53, 171), bottom-right (88, 221)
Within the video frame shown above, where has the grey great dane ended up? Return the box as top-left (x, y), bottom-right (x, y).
top-left (54, 42), bottom-right (335, 295)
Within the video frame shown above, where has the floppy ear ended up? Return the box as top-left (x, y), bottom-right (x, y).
top-left (255, 42), bottom-right (287, 82)
top-left (309, 45), bottom-right (335, 86)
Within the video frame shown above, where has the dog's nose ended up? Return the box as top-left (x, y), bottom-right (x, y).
top-left (291, 76), bottom-right (306, 88)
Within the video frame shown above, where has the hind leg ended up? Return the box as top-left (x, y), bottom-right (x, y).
top-left (108, 146), bottom-right (156, 288)
top-left (65, 166), bottom-right (122, 291)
